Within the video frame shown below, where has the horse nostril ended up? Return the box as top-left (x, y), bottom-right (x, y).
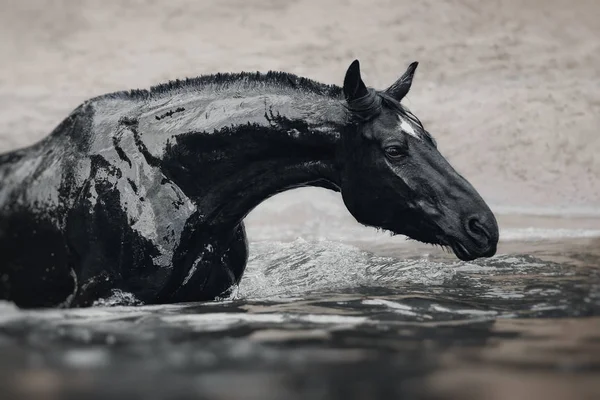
top-left (466, 216), bottom-right (490, 243)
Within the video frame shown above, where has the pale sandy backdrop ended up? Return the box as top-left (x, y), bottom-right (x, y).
top-left (1, 0), bottom-right (599, 236)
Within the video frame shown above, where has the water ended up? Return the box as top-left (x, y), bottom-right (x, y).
top-left (1, 224), bottom-right (599, 399)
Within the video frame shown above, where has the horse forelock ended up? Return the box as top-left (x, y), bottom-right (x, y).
top-left (347, 91), bottom-right (426, 141)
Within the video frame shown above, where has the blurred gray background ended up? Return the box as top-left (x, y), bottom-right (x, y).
top-left (1, 0), bottom-right (598, 235)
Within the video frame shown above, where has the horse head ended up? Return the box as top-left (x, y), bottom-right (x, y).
top-left (338, 60), bottom-right (499, 261)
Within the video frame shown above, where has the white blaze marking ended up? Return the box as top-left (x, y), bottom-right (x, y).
top-left (398, 115), bottom-right (419, 139)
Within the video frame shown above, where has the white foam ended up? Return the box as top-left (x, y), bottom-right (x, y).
top-left (296, 314), bottom-right (369, 325)
top-left (362, 299), bottom-right (418, 316)
top-left (161, 313), bottom-right (286, 325)
top-left (430, 304), bottom-right (498, 316)
top-left (159, 312), bottom-right (369, 331)
top-left (92, 289), bottom-right (142, 307)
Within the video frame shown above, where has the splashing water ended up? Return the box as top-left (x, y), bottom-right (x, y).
top-left (1, 234), bottom-right (599, 399)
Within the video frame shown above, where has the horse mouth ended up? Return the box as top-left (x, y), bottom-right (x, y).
top-left (447, 238), bottom-right (496, 261)
top-left (449, 240), bottom-right (474, 261)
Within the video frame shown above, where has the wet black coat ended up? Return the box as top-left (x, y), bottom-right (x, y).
top-left (0, 73), bottom-right (345, 308)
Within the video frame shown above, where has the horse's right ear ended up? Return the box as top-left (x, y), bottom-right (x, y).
top-left (343, 60), bottom-right (369, 102)
top-left (385, 61), bottom-right (418, 101)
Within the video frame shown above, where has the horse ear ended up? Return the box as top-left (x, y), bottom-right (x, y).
top-left (343, 60), bottom-right (369, 102)
top-left (385, 61), bottom-right (418, 101)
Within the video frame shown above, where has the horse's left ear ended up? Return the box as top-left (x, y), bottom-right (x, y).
top-left (343, 60), bottom-right (369, 102)
top-left (385, 61), bottom-right (418, 101)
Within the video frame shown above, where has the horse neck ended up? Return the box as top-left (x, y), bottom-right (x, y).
top-left (157, 90), bottom-right (346, 230)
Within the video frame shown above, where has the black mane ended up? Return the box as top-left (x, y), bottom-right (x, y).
top-left (97, 71), bottom-right (344, 101)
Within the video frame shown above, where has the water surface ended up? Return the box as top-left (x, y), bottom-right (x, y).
top-left (1, 216), bottom-right (599, 400)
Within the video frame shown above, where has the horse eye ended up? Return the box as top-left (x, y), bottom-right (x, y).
top-left (384, 146), bottom-right (405, 158)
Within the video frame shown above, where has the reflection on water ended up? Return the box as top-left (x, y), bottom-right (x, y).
top-left (0, 233), bottom-right (599, 399)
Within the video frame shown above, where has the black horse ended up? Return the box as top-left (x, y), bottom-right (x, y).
top-left (0, 60), bottom-right (499, 308)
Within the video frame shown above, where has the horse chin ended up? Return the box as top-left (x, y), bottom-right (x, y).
top-left (447, 237), bottom-right (497, 261)
top-left (384, 222), bottom-right (492, 262)
top-left (399, 228), bottom-right (486, 262)
top-left (448, 240), bottom-right (477, 261)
